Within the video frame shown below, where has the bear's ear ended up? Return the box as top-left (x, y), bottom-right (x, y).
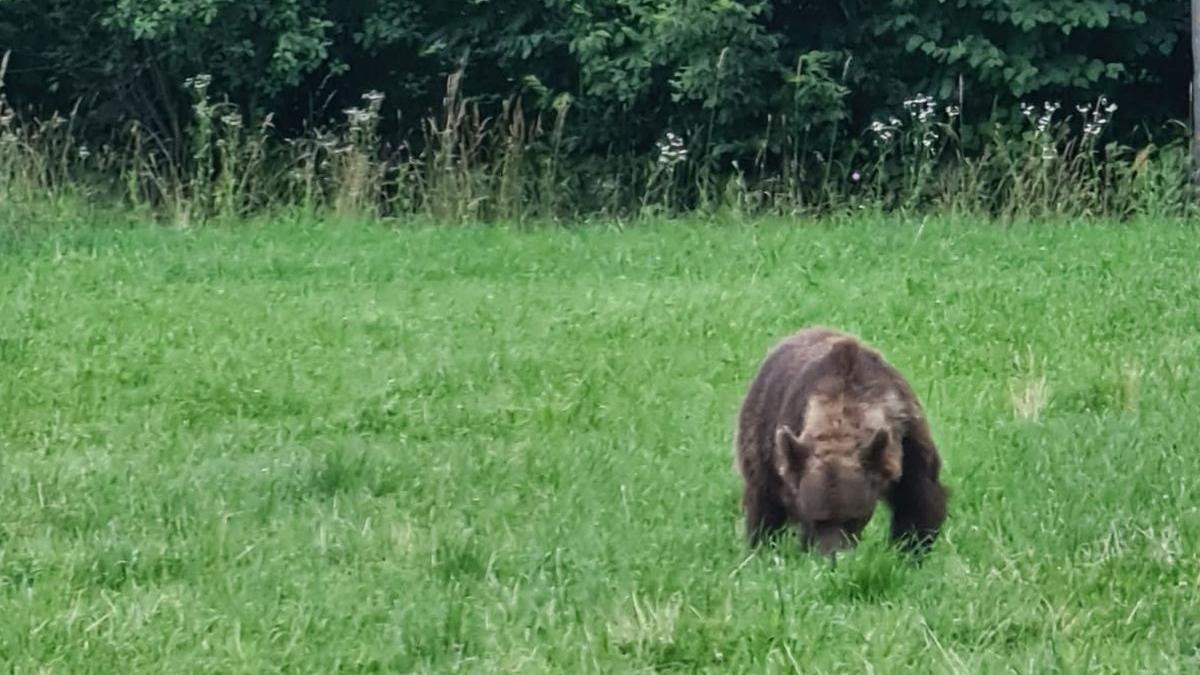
top-left (861, 428), bottom-right (901, 481)
top-left (774, 425), bottom-right (810, 479)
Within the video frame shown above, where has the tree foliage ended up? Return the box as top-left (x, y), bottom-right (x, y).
top-left (0, 0), bottom-right (1188, 157)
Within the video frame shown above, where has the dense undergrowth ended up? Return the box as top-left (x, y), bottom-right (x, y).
top-left (2, 50), bottom-right (1196, 231)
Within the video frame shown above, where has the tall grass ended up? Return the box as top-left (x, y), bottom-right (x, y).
top-left (2, 218), bottom-right (1199, 670)
top-left (1, 53), bottom-right (1195, 227)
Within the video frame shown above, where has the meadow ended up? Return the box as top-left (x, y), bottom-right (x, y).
top-left (1, 216), bottom-right (1198, 672)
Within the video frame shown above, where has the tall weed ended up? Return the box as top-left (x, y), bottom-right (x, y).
top-left (0, 62), bottom-right (1194, 227)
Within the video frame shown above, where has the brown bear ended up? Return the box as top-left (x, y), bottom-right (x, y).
top-left (734, 327), bottom-right (948, 557)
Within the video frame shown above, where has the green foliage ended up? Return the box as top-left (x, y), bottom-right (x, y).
top-left (0, 0), bottom-right (1190, 221)
top-left (0, 0), bottom-right (1186, 152)
top-left (566, 0), bottom-right (801, 154)
top-left (856, 0), bottom-right (1186, 123)
top-left (103, 0), bottom-right (337, 93)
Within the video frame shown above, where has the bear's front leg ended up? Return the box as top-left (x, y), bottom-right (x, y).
top-left (888, 418), bottom-right (949, 556)
top-left (743, 484), bottom-right (788, 547)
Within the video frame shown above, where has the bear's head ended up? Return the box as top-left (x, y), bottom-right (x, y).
top-left (772, 424), bottom-right (901, 556)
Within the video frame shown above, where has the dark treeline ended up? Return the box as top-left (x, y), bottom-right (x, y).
top-left (2, 0), bottom-right (1188, 151)
top-left (0, 0), bottom-right (1192, 221)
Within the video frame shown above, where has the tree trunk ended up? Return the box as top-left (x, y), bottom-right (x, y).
top-left (1193, 0), bottom-right (1200, 183)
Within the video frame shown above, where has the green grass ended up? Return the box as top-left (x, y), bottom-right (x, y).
top-left (1, 216), bottom-right (1198, 673)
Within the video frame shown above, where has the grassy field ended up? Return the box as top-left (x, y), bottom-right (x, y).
top-left (1, 216), bottom-right (1198, 672)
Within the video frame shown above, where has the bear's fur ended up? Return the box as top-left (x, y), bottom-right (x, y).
top-left (734, 327), bottom-right (948, 557)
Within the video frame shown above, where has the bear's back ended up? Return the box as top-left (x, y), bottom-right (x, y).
top-left (736, 327), bottom-right (916, 467)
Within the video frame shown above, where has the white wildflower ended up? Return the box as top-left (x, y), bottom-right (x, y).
top-left (869, 120), bottom-right (896, 146)
top-left (1074, 96), bottom-right (1116, 139)
top-left (902, 94), bottom-right (938, 124)
top-left (1034, 102), bottom-right (1059, 135)
top-left (184, 74), bottom-right (213, 93)
top-left (656, 131), bottom-right (687, 166)
top-left (343, 106), bottom-right (377, 128)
